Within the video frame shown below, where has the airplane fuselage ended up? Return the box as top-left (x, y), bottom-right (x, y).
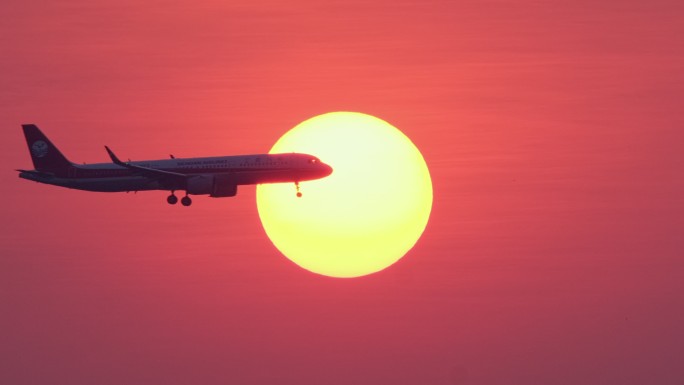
top-left (20, 153), bottom-right (330, 195)
top-left (18, 124), bottom-right (333, 205)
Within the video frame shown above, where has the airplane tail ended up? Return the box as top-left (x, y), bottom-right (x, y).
top-left (22, 124), bottom-right (74, 173)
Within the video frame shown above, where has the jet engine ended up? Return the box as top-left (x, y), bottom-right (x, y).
top-left (185, 175), bottom-right (214, 195)
top-left (185, 174), bottom-right (238, 197)
top-left (211, 175), bottom-right (238, 197)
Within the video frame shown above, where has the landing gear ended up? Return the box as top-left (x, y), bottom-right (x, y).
top-left (167, 192), bottom-right (178, 205)
top-left (167, 191), bottom-right (192, 206)
top-left (295, 181), bottom-right (302, 198)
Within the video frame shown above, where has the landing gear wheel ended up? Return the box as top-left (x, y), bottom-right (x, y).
top-left (181, 196), bottom-right (192, 206)
top-left (167, 194), bottom-right (178, 205)
top-left (295, 181), bottom-right (302, 198)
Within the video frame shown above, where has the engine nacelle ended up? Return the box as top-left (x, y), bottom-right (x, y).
top-left (185, 174), bottom-right (238, 197)
top-left (186, 175), bottom-right (214, 195)
top-left (211, 174), bottom-right (238, 197)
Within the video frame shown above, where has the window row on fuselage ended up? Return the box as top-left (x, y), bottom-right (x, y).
top-left (236, 158), bottom-right (290, 168)
top-left (72, 168), bottom-right (132, 178)
top-left (173, 157), bottom-right (291, 169)
top-left (74, 160), bottom-right (294, 178)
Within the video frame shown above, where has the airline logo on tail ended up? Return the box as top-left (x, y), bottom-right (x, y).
top-left (31, 141), bottom-right (48, 158)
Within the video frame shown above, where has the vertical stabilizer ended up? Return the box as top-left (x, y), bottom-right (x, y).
top-left (22, 124), bottom-right (73, 173)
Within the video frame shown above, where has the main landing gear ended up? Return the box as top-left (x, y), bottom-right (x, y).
top-left (295, 182), bottom-right (302, 198)
top-left (167, 191), bottom-right (192, 206)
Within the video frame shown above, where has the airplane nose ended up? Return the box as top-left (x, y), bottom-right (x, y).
top-left (323, 163), bottom-right (333, 176)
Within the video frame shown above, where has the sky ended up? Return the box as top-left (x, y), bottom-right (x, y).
top-left (1, 1), bottom-right (683, 384)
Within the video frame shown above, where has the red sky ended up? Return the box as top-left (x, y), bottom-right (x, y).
top-left (1, 1), bottom-right (683, 384)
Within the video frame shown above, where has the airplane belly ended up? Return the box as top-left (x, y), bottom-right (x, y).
top-left (234, 169), bottom-right (320, 185)
top-left (64, 177), bottom-right (164, 192)
top-left (234, 170), bottom-right (295, 185)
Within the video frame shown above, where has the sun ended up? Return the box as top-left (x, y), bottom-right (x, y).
top-left (256, 112), bottom-right (433, 278)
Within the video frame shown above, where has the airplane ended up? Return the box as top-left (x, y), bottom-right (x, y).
top-left (17, 124), bottom-right (333, 206)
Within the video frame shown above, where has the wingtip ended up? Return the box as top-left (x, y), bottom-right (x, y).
top-left (104, 145), bottom-right (123, 164)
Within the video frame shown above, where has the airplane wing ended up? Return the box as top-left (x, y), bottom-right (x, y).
top-left (104, 146), bottom-right (187, 181)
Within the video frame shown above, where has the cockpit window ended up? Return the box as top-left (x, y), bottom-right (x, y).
top-left (308, 158), bottom-right (318, 164)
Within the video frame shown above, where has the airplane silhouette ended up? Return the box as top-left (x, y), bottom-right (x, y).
top-left (17, 124), bottom-right (332, 206)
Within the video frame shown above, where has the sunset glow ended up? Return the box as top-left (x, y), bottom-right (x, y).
top-left (257, 112), bottom-right (433, 277)
top-left (4, 1), bottom-right (683, 382)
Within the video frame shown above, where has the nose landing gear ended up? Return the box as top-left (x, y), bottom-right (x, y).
top-left (295, 181), bottom-right (302, 198)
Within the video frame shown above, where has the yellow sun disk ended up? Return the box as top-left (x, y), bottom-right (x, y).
top-left (257, 112), bottom-right (432, 278)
